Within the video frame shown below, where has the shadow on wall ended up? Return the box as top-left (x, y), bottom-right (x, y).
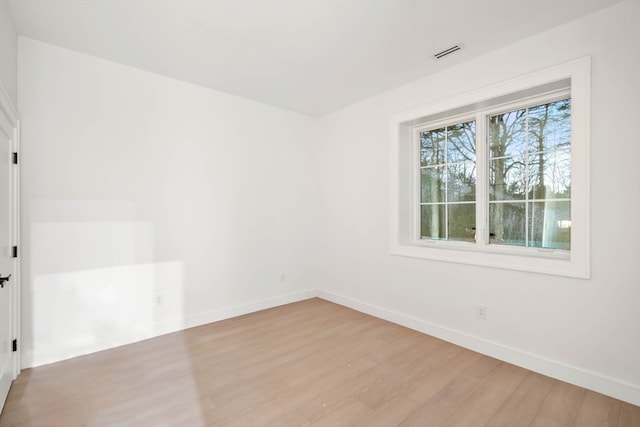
top-left (24, 199), bottom-right (186, 367)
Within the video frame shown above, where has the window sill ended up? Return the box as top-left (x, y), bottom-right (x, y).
top-left (391, 241), bottom-right (587, 278)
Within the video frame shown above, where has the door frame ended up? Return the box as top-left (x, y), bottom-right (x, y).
top-left (0, 80), bottom-right (20, 382)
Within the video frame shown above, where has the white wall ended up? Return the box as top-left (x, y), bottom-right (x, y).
top-left (18, 37), bottom-right (316, 367)
top-left (313, 1), bottom-right (640, 405)
top-left (0, 0), bottom-right (17, 105)
top-left (15, 0), bottom-right (640, 406)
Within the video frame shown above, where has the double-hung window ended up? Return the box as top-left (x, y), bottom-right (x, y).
top-left (390, 58), bottom-right (590, 278)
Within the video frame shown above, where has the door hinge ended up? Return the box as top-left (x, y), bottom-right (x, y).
top-left (12, 339), bottom-right (17, 352)
top-left (12, 152), bottom-right (18, 165)
top-left (12, 246), bottom-right (17, 258)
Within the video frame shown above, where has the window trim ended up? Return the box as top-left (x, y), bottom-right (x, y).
top-left (390, 57), bottom-right (590, 278)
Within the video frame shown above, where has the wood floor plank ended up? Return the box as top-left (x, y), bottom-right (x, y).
top-left (403, 347), bottom-right (483, 405)
top-left (0, 298), bottom-right (638, 427)
top-left (309, 400), bottom-right (373, 427)
top-left (358, 394), bottom-right (420, 427)
top-left (530, 381), bottom-right (587, 427)
top-left (245, 358), bottom-right (376, 426)
top-left (572, 390), bottom-right (621, 427)
top-left (618, 402), bottom-right (640, 426)
top-left (397, 356), bottom-right (501, 426)
top-left (441, 361), bottom-right (528, 427)
top-left (279, 363), bottom-right (392, 424)
top-left (484, 371), bottom-right (555, 427)
top-left (356, 338), bottom-right (462, 409)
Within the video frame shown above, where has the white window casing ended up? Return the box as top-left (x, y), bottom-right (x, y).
top-left (389, 57), bottom-right (590, 278)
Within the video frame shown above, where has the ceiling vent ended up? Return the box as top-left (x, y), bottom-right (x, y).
top-left (433, 44), bottom-right (463, 60)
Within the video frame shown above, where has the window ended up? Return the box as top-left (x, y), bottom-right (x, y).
top-left (419, 121), bottom-right (477, 243)
top-left (487, 99), bottom-right (571, 250)
top-left (390, 58), bottom-right (590, 278)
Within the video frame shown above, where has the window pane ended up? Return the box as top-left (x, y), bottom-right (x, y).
top-left (419, 120), bottom-right (476, 244)
top-left (488, 98), bottom-right (571, 250)
top-left (490, 156), bottom-right (526, 201)
top-left (489, 202), bottom-right (526, 246)
top-left (528, 99), bottom-right (571, 152)
top-left (421, 167), bottom-right (445, 203)
top-left (447, 121), bottom-right (476, 163)
top-left (528, 201), bottom-right (571, 250)
top-left (420, 127), bottom-right (445, 166)
top-left (448, 203), bottom-right (476, 242)
top-left (527, 150), bottom-right (571, 200)
top-left (448, 162), bottom-right (476, 202)
top-left (420, 204), bottom-right (475, 242)
top-left (421, 204), bottom-right (445, 240)
top-left (489, 110), bottom-right (527, 158)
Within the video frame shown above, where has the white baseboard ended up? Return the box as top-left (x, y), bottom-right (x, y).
top-left (23, 289), bottom-right (317, 368)
top-left (316, 289), bottom-right (640, 407)
top-left (21, 287), bottom-right (639, 407)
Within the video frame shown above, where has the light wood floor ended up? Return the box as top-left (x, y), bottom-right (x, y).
top-left (0, 298), bottom-right (638, 426)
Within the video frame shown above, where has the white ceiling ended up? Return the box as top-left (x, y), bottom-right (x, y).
top-left (9, 0), bottom-right (623, 117)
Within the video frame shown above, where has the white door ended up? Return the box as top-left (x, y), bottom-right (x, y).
top-left (0, 115), bottom-right (15, 408)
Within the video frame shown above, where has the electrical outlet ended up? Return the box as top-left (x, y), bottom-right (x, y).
top-left (155, 294), bottom-right (164, 306)
top-left (280, 273), bottom-right (286, 283)
top-left (477, 305), bottom-right (487, 320)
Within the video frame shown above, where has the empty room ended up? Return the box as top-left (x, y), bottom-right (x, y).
top-left (0, 0), bottom-right (638, 425)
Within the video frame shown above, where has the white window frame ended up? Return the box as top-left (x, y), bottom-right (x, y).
top-left (390, 57), bottom-right (590, 278)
